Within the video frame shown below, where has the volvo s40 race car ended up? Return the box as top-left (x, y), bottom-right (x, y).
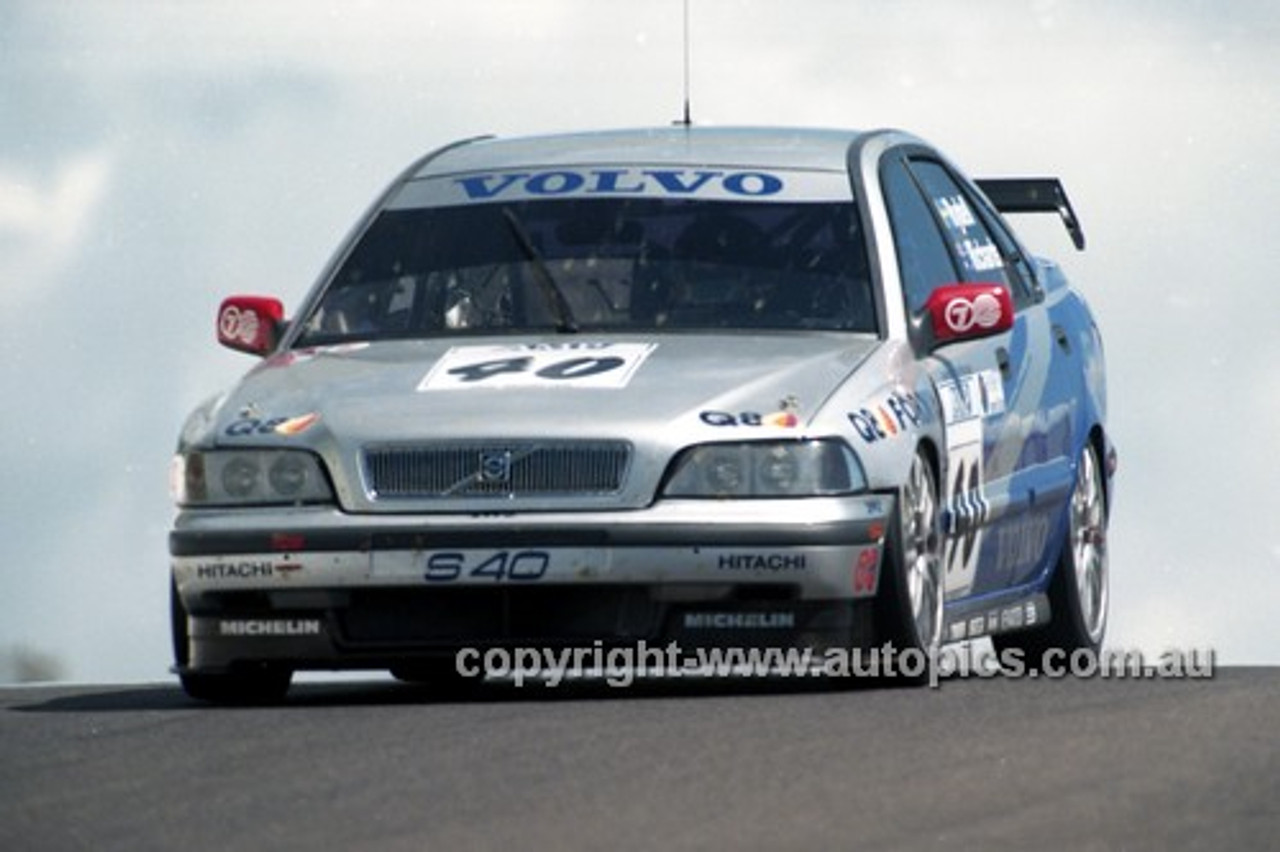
top-left (169, 127), bottom-right (1113, 702)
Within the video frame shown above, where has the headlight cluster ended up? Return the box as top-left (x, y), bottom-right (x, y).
top-left (172, 450), bottom-right (333, 506)
top-left (662, 439), bottom-right (867, 498)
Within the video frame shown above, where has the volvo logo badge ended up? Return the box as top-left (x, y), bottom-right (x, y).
top-left (478, 450), bottom-right (513, 483)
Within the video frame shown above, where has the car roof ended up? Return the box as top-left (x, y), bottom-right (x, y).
top-left (413, 126), bottom-right (902, 177)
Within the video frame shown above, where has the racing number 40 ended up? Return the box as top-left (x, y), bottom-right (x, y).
top-left (447, 356), bottom-right (624, 383)
top-left (423, 550), bottom-right (550, 582)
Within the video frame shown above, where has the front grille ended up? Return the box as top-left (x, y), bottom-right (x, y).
top-left (363, 440), bottom-right (631, 500)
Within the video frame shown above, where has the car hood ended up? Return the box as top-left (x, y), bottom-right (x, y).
top-left (210, 333), bottom-right (881, 446)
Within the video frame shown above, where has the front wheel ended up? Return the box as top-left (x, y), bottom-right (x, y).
top-left (994, 442), bottom-right (1109, 667)
top-left (179, 668), bottom-right (293, 705)
top-left (171, 581), bottom-right (293, 704)
top-left (877, 449), bottom-right (945, 672)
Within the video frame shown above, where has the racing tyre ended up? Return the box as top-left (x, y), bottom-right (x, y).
top-left (876, 449), bottom-right (945, 682)
top-left (993, 442), bottom-right (1108, 670)
top-left (170, 581), bottom-right (293, 705)
top-left (179, 668), bottom-right (293, 706)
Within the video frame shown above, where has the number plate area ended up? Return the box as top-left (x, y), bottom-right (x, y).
top-left (370, 548), bottom-right (596, 583)
top-left (369, 545), bottom-right (874, 598)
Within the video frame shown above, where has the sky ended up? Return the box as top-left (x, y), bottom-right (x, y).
top-left (1, 0), bottom-right (1277, 683)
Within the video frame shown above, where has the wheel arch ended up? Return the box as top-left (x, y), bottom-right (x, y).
top-left (1086, 423), bottom-right (1113, 521)
top-left (914, 436), bottom-right (942, 499)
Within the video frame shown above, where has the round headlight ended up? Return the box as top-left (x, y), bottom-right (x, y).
top-left (269, 454), bottom-right (310, 496)
top-left (758, 445), bottom-right (801, 493)
top-left (705, 449), bottom-right (745, 495)
top-left (221, 457), bottom-right (261, 498)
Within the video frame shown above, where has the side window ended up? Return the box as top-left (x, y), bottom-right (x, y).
top-left (906, 160), bottom-right (1012, 291)
top-left (881, 157), bottom-right (958, 313)
top-left (968, 194), bottom-right (1039, 305)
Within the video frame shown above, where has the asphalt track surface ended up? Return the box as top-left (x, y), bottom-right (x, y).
top-left (1, 667), bottom-right (1276, 851)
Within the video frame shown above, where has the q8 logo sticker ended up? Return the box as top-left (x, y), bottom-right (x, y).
top-left (417, 342), bottom-right (657, 391)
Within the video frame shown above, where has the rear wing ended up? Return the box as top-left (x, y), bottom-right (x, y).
top-left (975, 178), bottom-right (1085, 251)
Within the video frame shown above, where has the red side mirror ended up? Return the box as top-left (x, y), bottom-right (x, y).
top-left (217, 296), bottom-right (285, 356)
top-left (924, 283), bottom-right (1014, 347)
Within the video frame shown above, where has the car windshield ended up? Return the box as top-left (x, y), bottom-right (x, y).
top-left (294, 197), bottom-right (875, 345)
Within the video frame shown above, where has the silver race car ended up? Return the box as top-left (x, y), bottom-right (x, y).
top-left (170, 127), bottom-right (1113, 701)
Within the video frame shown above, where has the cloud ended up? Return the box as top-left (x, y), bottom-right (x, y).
top-left (0, 153), bottom-right (113, 309)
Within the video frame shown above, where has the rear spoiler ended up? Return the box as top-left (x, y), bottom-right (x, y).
top-left (975, 178), bottom-right (1086, 251)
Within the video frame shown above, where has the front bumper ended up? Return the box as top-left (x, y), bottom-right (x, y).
top-left (171, 495), bottom-right (893, 673)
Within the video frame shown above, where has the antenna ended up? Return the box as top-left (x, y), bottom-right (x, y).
top-left (678, 0), bottom-right (692, 126)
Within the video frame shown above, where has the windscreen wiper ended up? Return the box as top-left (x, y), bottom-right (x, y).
top-left (501, 207), bottom-right (578, 333)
